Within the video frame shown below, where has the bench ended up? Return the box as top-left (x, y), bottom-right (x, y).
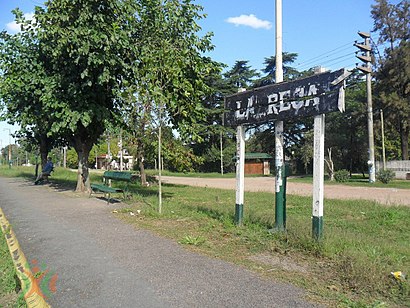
top-left (90, 171), bottom-right (138, 203)
top-left (34, 167), bottom-right (54, 185)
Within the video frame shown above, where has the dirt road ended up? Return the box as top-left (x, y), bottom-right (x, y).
top-left (161, 176), bottom-right (410, 206)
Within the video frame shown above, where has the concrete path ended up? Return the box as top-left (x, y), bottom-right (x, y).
top-left (0, 177), bottom-right (319, 308)
top-left (161, 176), bottom-right (410, 206)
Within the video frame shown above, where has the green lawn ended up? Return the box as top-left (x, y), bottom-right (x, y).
top-left (1, 165), bottom-right (409, 307)
top-left (289, 174), bottom-right (410, 189)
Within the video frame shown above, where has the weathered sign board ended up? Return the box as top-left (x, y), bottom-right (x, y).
top-left (224, 69), bottom-right (346, 126)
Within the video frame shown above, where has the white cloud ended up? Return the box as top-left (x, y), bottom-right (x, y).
top-left (6, 12), bottom-right (35, 33)
top-left (226, 14), bottom-right (272, 30)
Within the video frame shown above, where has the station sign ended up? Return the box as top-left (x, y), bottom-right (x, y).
top-left (224, 69), bottom-right (346, 126)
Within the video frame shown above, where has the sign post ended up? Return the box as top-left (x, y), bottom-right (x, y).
top-left (225, 69), bottom-right (349, 238)
top-left (274, 0), bottom-right (285, 231)
top-left (312, 114), bottom-right (325, 240)
top-left (235, 125), bottom-right (245, 226)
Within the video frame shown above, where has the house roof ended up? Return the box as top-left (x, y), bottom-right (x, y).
top-left (245, 153), bottom-right (273, 160)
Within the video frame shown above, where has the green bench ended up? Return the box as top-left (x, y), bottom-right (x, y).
top-left (90, 171), bottom-right (138, 203)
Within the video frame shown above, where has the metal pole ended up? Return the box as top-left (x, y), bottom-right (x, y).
top-left (119, 131), bottom-right (123, 171)
top-left (381, 109), bottom-right (386, 170)
top-left (220, 115), bottom-right (224, 175)
top-left (365, 36), bottom-right (376, 183)
top-left (312, 114), bottom-right (325, 240)
top-left (158, 103), bottom-right (163, 214)
top-left (235, 125), bottom-right (245, 226)
top-left (63, 146), bottom-right (67, 168)
top-left (274, 0), bottom-right (285, 231)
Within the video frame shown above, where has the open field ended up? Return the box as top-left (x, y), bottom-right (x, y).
top-left (1, 165), bottom-right (409, 307)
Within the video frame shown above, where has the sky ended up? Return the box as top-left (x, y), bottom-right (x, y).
top-left (0, 0), bottom-right (394, 147)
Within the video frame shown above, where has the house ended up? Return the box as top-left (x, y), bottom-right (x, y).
top-left (244, 153), bottom-right (272, 175)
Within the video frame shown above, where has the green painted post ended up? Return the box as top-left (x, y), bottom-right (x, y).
top-left (312, 215), bottom-right (323, 241)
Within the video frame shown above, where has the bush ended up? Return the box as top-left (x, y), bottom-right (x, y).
top-left (334, 169), bottom-right (350, 183)
top-left (377, 169), bottom-right (395, 184)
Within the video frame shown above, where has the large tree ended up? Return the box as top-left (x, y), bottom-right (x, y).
top-left (371, 0), bottom-right (410, 160)
top-left (0, 10), bottom-right (59, 168)
top-left (224, 60), bottom-right (260, 90)
top-left (34, 0), bottom-right (140, 192)
top-left (254, 52), bottom-right (300, 87)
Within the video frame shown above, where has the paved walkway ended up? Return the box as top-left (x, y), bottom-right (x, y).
top-left (0, 177), bottom-right (319, 308)
top-left (161, 176), bottom-right (410, 206)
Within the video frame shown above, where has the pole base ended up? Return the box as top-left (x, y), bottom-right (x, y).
top-left (312, 216), bottom-right (323, 241)
top-left (235, 204), bottom-right (243, 226)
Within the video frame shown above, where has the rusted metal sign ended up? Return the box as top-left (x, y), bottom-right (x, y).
top-left (224, 69), bottom-right (346, 126)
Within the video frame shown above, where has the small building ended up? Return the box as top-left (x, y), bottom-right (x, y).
top-left (244, 153), bottom-right (272, 175)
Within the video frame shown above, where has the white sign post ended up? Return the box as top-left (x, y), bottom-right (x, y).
top-left (235, 125), bottom-right (245, 226)
top-left (312, 114), bottom-right (325, 240)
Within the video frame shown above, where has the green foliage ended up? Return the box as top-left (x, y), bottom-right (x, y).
top-left (372, 0), bottom-right (410, 160)
top-left (179, 235), bottom-right (206, 246)
top-left (334, 169), bottom-right (350, 183)
top-left (376, 169), bottom-right (395, 184)
top-left (224, 60), bottom-right (260, 89)
top-left (136, 0), bottom-right (220, 142)
top-left (254, 52), bottom-right (300, 86)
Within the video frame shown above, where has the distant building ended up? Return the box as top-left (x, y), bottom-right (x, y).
top-left (244, 153), bottom-right (272, 175)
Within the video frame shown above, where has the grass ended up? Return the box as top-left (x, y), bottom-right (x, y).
top-left (289, 174), bottom-right (410, 190)
top-left (145, 169), bottom-right (270, 178)
top-left (0, 227), bottom-right (26, 307)
top-left (1, 165), bottom-right (409, 307)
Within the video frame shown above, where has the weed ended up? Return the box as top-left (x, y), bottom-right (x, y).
top-left (179, 235), bottom-right (206, 246)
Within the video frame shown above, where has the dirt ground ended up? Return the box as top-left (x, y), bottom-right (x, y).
top-left (161, 176), bottom-right (410, 206)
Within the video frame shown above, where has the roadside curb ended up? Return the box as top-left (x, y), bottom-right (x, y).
top-left (0, 207), bottom-right (50, 308)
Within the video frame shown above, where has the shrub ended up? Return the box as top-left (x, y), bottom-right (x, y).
top-left (377, 169), bottom-right (395, 184)
top-left (334, 169), bottom-right (350, 183)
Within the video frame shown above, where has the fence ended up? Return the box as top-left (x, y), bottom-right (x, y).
top-left (375, 160), bottom-right (410, 180)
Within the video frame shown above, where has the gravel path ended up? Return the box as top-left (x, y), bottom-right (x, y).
top-left (0, 177), bottom-right (319, 308)
top-left (161, 176), bottom-right (410, 206)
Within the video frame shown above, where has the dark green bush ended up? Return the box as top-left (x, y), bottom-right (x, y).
top-left (334, 169), bottom-right (350, 183)
top-left (377, 169), bottom-right (395, 184)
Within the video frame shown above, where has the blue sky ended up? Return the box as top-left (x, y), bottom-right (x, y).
top-left (0, 0), bottom-right (392, 146)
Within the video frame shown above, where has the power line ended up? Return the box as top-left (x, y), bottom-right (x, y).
top-left (294, 41), bottom-right (355, 69)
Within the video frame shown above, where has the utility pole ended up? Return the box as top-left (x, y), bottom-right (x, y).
top-left (381, 109), bottom-right (386, 170)
top-left (355, 31), bottom-right (375, 183)
top-left (274, 0), bottom-right (285, 231)
top-left (220, 115), bottom-right (224, 175)
top-left (3, 128), bottom-right (11, 168)
top-left (63, 146), bottom-right (67, 168)
top-left (158, 103), bottom-right (163, 214)
top-left (119, 131), bottom-right (123, 171)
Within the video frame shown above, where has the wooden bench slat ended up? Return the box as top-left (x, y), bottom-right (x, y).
top-left (91, 184), bottom-right (122, 193)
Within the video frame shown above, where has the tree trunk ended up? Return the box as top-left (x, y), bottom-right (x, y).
top-left (76, 150), bottom-right (91, 193)
top-left (324, 148), bottom-right (335, 181)
top-left (139, 154), bottom-right (147, 186)
top-left (39, 134), bottom-right (50, 168)
top-left (400, 119), bottom-right (409, 160)
top-left (73, 137), bottom-right (92, 193)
